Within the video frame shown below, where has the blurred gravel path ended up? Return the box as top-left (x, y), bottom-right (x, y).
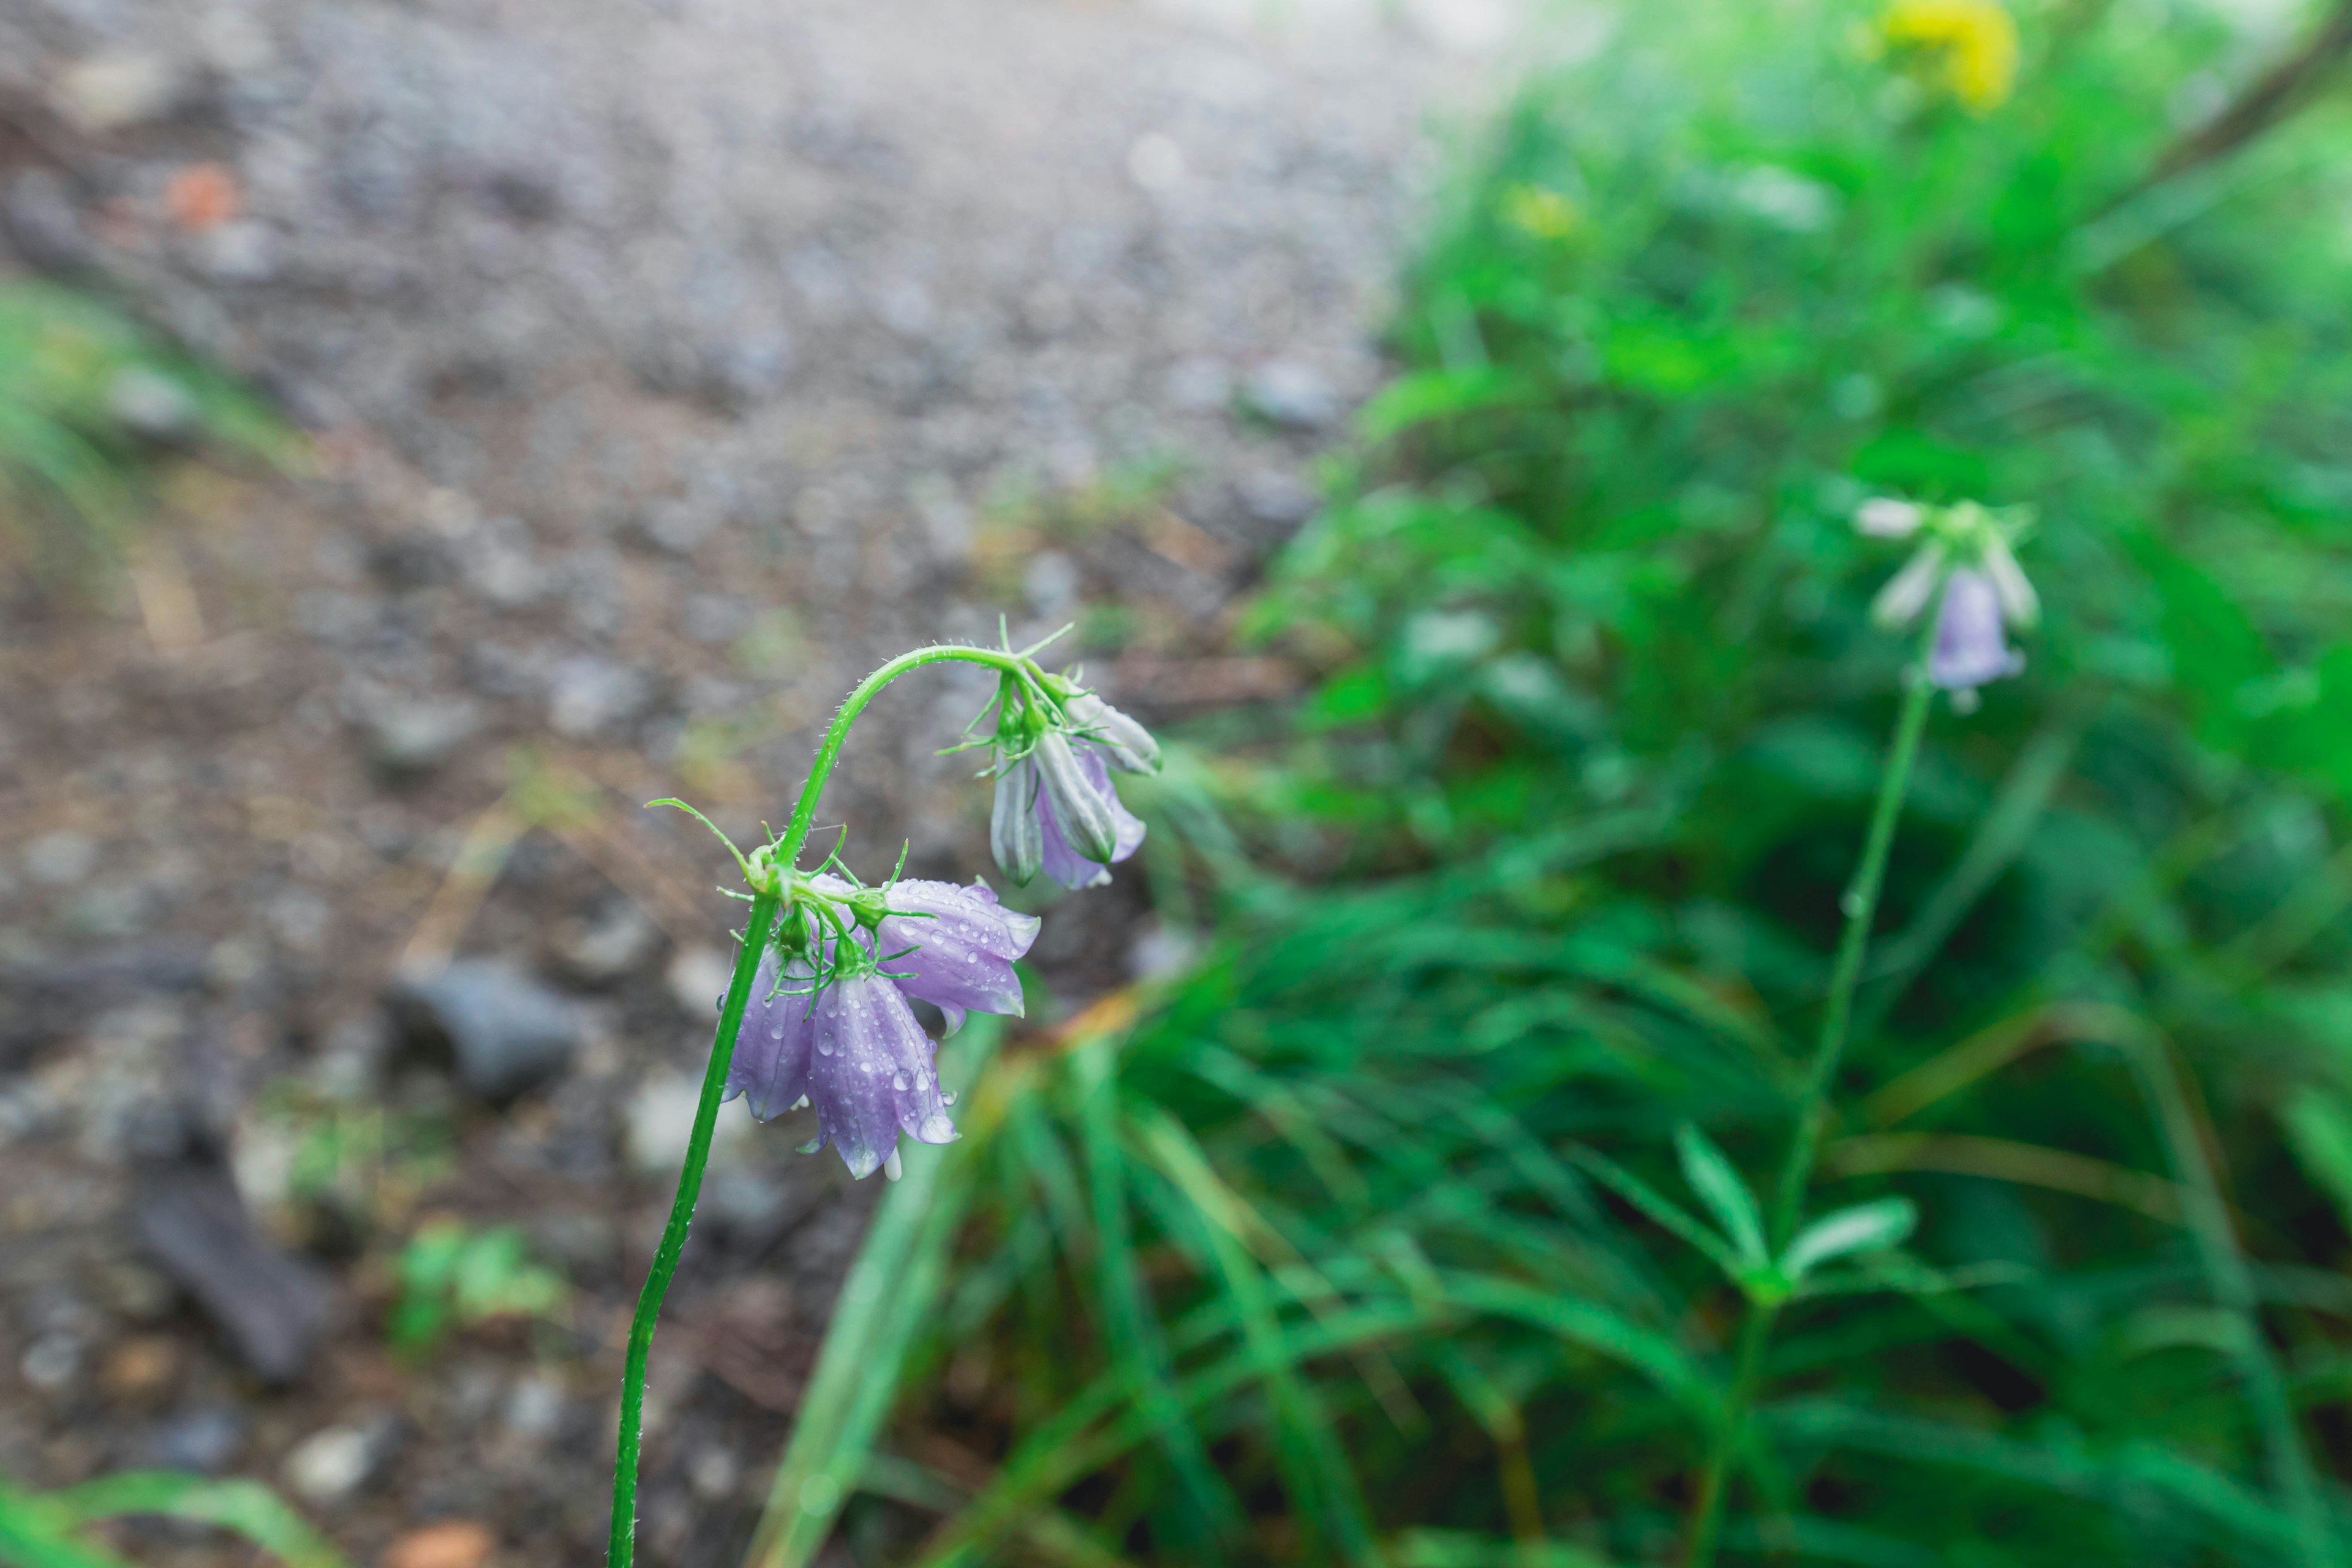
top-left (0, 0), bottom-right (1517, 1561)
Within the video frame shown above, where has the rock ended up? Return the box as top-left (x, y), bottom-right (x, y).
top-left (1163, 355), bottom-right (1231, 413)
top-left (546, 655), bottom-right (647, 739)
top-left (361, 698), bottom-right (483, 781)
top-left (23, 831), bottom-right (98, 886)
top-left (108, 369), bottom-right (197, 439)
top-left (1243, 360), bottom-right (1341, 431)
top-left (556, 903), bottom-right (662, 984)
top-left (283, 1417), bottom-right (395, 1504)
top-left (1237, 469), bottom-right (1318, 528)
top-left (52, 52), bottom-right (187, 135)
top-left (383, 1521), bottom-right (496, 1568)
top-left (663, 946), bottom-right (732, 1017)
top-left (20, 1331), bottom-right (82, 1392)
top-left (143, 1405), bottom-right (248, 1473)
top-left (5, 171), bottom-right (91, 269)
top-left (190, 221), bottom-right (282, 284)
top-left (392, 960), bottom-right (581, 1104)
top-left (1023, 550), bottom-right (1082, 619)
top-left (500, 1374), bottom-right (567, 1441)
top-left (100, 1335), bottom-right (184, 1400)
top-left (625, 1070), bottom-right (748, 1175)
top-left (136, 1166), bottom-right (337, 1384)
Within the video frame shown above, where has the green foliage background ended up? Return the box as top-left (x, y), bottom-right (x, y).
top-left (764, 2), bottom-right (2352, 1566)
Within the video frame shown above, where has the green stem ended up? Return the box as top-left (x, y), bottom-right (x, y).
top-left (1681, 1304), bottom-right (1776, 1568)
top-left (607, 643), bottom-right (1032, 1568)
top-left (1684, 614), bottom-right (1942, 1568)
top-left (1769, 636), bottom-right (1939, 1249)
top-left (2130, 1031), bottom-right (2335, 1568)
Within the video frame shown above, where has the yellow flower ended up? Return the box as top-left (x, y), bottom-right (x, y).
top-left (1500, 182), bottom-right (1580, 241)
top-left (1880, 0), bottom-right (2018, 111)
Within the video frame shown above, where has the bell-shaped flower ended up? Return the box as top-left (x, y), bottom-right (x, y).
top-left (1064, 691), bottom-right (1162, 775)
top-left (1032, 733), bottom-right (1146, 889)
top-left (990, 764), bottom-right (1043, 887)
top-left (873, 878), bottom-right (1039, 1035)
top-left (802, 972), bottom-right (959, 1180)
top-left (1928, 568), bottom-right (2025, 696)
top-left (725, 947), bottom-right (820, 1123)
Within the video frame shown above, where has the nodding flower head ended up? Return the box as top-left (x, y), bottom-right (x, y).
top-left (985, 679), bottom-right (1155, 890)
top-left (724, 869), bottom-right (1038, 1179)
top-left (1856, 496), bottom-right (2036, 706)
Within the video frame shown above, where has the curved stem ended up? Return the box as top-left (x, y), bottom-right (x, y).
top-left (609, 643), bottom-right (1030, 1568)
top-left (772, 646), bottom-right (1034, 869)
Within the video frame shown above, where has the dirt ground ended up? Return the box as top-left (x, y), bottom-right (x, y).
top-left (0, 0), bottom-right (1515, 1563)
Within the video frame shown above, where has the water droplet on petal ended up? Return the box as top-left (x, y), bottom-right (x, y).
top-left (892, 1069), bottom-right (911, 1090)
top-left (817, 1036), bottom-right (835, 1056)
top-left (940, 1090), bottom-right (957, 1107)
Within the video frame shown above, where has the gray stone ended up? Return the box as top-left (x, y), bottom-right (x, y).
top-left (393, 960), bottom-right (581, 1103)
top-left (108, 369), bottom-right (197, 439)
top-left (51, 52), bottom-right (187, 134)
top-left (557, 902), bottom-right (663, 984)
top-left (1243, 360), bottom-right (1341, 430)
top-left (362, 698), bottom-right (483, 780)
top-left (137, 1166), bottom-right (338, 1385)
top-left (24, 832), bottom-right (99, 886)
top-left (143, 1406), bottom-right (249, 1473)
top-left (1237, 469), bottom-right (1319, 528)
top-left (282, 1415), bottom-right (398, 1504)
top-left (546, 655), bottom-right (647, 738)
top-left (5, 171), bottom-right (90, 269)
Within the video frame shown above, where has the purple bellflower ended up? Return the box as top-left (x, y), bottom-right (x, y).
top-left (989, 687), bottom-right (1156, 891)
top-left (1928, 568), bottom-right (2025, 698)
top-left (1857, 495), bottom-right (2037, 710)
top-left (724, 876), bottom-right (1039, 1179)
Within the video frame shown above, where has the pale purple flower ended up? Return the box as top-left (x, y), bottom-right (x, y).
top-left (725, 947), bottom-right (820, 1123)
top-left (992, 733), bottom-right (1146, 890)
top-left (873, 878), bottom-right (1040, 1036)
top-left (1929, 568), bottom-right (2025, 695)
top-left (803, 973), bottom-right (959, 1180)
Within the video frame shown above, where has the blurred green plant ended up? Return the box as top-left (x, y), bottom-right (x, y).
top-left (742, 1), bottom-right (2352, 1565)
top-left (388, 1218), bottom-right (570, 1354)
top-left (0, 279), bottom-right (289, 580)
top-left (0, 1471), bottom-right (344, 1568)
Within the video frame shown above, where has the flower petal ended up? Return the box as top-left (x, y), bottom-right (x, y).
top-left (1855, 497), bottom-right (1924, 538)
top-left (876, 879), bottom-right (1035, 1020)
top-left (725, 949), bottom-right (818, 1122)
top-left (990, 763), bottom-right (1042, 886)
top-left (1871, 541), bottom-right (1947, 628)
top-left (806, 975), bottom-right (957, 1180)
top-left (1981, 536), bottom-right (2039, 629)
top-left (1066, 690), bottom-right (1162, 775)
top-left (1928, 568), bottom-right (2026, 693)
top-left (1033, 732), bottom-right (1121, 862)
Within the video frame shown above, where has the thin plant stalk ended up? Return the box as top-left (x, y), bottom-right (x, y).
top-left (606, 643), bottom-right (1038, 1568)
top-left (2128, 1030), bottom-right (2335, 1568)
top-left (1683, 611), bottom-right (1941, 1568)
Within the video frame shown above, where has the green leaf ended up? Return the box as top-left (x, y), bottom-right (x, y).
top-left (1781, 1198), bottom-right (1920, 1281)
top-left (1674, 1123), bottom-right (1768, 1267)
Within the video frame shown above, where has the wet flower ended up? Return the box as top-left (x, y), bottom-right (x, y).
top-left (871, 878), bottom-right (1039, 1036)
top-left (988, 690), bottom-right (1156, 891)
top-left (725, 875), bottom-right (1037, 1178)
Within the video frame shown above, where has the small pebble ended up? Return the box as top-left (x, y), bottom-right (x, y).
top-left (383, 1521), bottom-right (496, 1568)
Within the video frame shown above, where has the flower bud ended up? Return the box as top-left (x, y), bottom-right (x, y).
top-left (1033, 731), bottom-right (1121, 864)
top-left (990, 761), bottom-right (1043, 886)
top-left (1065, 690), bottom-right (1162, 775)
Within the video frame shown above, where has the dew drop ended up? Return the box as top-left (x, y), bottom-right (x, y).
top-left (1839, 891), bottom-right (1866, 919)
top-left (816, 1036), bottom-right (835, 1056)
top-left (940, 1090), bottom-right (957, 1107)
top-left (892, 1070), bottom-right (911, 1091)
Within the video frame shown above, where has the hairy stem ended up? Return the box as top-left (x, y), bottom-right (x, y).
top-left (608, 887), bottom-right (780, 1568)
top-left (608, 643), bottom-right (1033, 1568)
top-left (1684, 614), bottom-right (1941, 1568)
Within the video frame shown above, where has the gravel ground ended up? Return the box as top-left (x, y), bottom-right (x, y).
top-left (0, 0), bottom-right (1518, 1562)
